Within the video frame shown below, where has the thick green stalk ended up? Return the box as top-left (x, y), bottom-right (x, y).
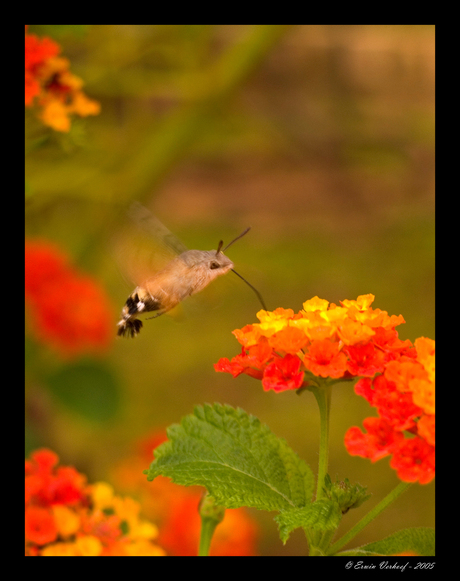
top-left (312, 384), bottom-right (332, 501)
top-left (306, 383), bottom-right (332, 555)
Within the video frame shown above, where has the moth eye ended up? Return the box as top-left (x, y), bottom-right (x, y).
top-left (210, 261), bottom-right (220, 270)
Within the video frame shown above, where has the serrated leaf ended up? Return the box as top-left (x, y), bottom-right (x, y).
top-left (338, 527), bottom-right (435, 557)
top-left (275, 499), bottom-right (342, 543)
top-left (146, 403), bottom-right (315, 512)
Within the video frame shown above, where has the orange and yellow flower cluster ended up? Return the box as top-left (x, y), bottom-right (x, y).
top-left (215, 295), bottom-right (435, 484)
top-left (25, 449), bottom-right (165, 556)
top-left (25, 26), bottom-right (100, 132)
top-left (25, 240), bottom-right (113, 358)
top-left (215, 295), bottom-right (410, 390)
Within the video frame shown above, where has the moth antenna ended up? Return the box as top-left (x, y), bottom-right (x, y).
top-left (222, 227), bottom-right (251, 252)
top-left (216, 240), bottom-right (224, 255)
top-left (231, 268), bottom-right (267, 311)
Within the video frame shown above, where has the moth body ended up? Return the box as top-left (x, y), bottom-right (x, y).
top-left (117, 248), bottom-right (234, 338)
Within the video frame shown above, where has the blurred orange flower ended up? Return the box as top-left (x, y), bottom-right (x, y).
top-left (25, 449), bottom-right (165, 556)
top-left (25, 26), bottom-right (100, 131)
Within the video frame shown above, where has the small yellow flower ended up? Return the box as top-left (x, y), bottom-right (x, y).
top-left (75, 535), bottom-right (103, 556)
top-left (302, 296), bottom-right (330, 312)
top-left (89, 482), bottom-right (115, 508)
top-left (51, 505), bottom-right (80, 538)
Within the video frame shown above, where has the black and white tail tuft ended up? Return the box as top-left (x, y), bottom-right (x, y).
top-left (117, 318), bottom-right (143, 338)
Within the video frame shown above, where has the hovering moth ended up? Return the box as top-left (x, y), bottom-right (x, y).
top-left (116, 204), bottom-right (265, 338)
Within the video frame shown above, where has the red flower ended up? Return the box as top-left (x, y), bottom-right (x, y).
top-left (390, 437), bottom-right (435, 485)
top-left (344, 417), bottom-right (404, 463)
top-left (344, 343), bottom-right (386, 377)
top-left (25, 506), bottom-right (58, 546)
top-left (262, 354), bottom-right (304, 392)
top-left (354, 377), bottom-right (375, 404)
top-left (303, 338), bottom-right (348, 379)
top-left (25, 449), bottom-right (87, 508)
top-left (370, 375), bottom-right (422, 432)
top-left (214, 339), bottom-right (272, 379)
top-left (25, 240), bottom-right (113, 358)
top-left (25, 31), bottom-right (60, 105)
top-left (345, 335), bottom-right (435, 484)
top-left (371, 327), bottom-right (414, 357)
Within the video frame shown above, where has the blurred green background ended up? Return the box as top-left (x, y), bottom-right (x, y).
top-left (25, 25), bottom-right (434, 556)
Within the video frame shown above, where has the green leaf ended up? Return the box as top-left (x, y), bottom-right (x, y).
top-left (275, 499), bottom-right (342, 543)
top-left (338, 527), bottom-right (435, 557)
top-left (47, 361), bottom-right (121, 422)
top-left (146, 403), bottom-right (315, 512)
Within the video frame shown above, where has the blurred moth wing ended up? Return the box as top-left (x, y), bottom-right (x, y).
top-left (127, 202), bottom-right (188, 257)
top-left (112, 202), bottom-right (188, 290)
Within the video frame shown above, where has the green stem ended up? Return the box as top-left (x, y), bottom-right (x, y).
top-left (198, 517), bottom-right (219, 556)
top-left (306, 384), bottom-right (332, 555)
top-left (326, 481), bottom-right (413, 555)
top-left (312, 384), bottom-right (332, 501)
